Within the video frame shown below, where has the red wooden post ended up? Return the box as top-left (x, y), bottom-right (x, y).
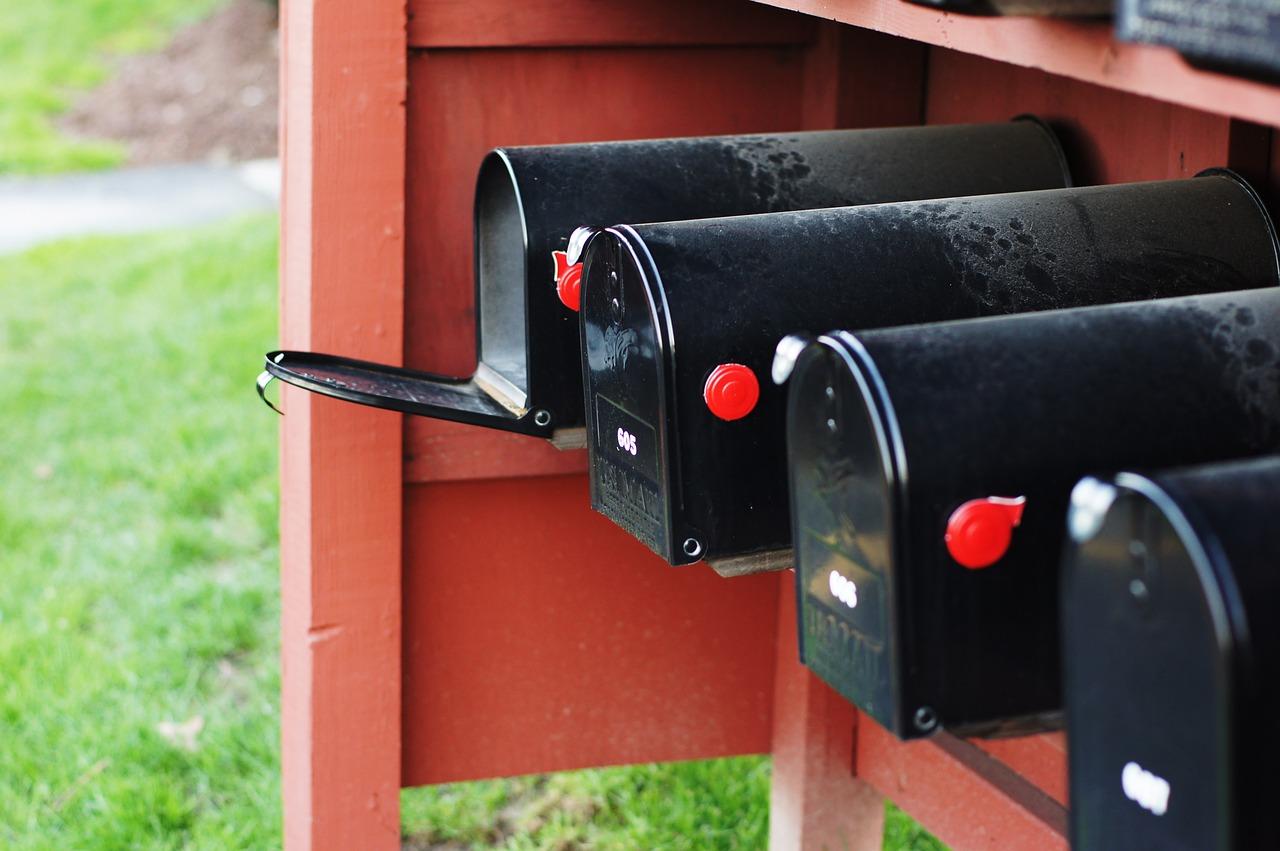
top-left (771, 573), bottom-right (886, 850)
top-left (278, 0), bottom-right (406, 848)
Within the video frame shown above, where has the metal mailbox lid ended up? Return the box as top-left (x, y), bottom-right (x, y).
top-left (1065, 456), bottom-right (1280, 851)
top-left (795, 287), bottom-right (1280, 740)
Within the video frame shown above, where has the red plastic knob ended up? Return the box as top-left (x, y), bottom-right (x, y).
top-left (553, 250), bottom-right (582, 312)
top-left (945, 496), bottom-right (1027, 569)
top-left (704, 364), bottom-right (760, 421)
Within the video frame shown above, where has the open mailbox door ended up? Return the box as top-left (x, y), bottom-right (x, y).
top-left (1064, 457), bottom-right (1280, 851)
top-left (259, 120), bottom-right (1070, 444)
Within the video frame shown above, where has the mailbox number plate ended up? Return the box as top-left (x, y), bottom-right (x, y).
top-left (593, 395), bottom-right (665, 553)
top-left (595, 395), bottom-right (658, 480)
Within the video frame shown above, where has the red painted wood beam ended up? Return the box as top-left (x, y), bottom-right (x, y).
top-left (406, 0), bottom-right (816, 48)
top-left (858, 724), bottom-right (1068, 850)
top-left (401, 475), bottom-right (781, 786)
top-left (279, 0), bottom-right (406, 847)
top-left (746, 0), bottom-right (1280, 128)
top-left (975, 735), bottom-right (1068, 807)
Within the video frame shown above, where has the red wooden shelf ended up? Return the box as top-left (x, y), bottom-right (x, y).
top-left (748, 0), bottom-right (1280, 127)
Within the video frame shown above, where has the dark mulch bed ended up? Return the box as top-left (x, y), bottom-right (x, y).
top-left (60, 0), bottom-right (279, 165)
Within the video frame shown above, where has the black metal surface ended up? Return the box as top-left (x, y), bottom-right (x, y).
top-left (582, 171), bottom-right (1280, 567)
top-left (259, 351), bottom-right (516, 424)
top-left (262, 119), bottom-right (1071, 438)
top-left (904, 0), bottom-right (1109, 16)
top-left (788, 286), bottom-right (1280, 741)
top-left (1117, 0), bottom-right (1280, 82)
top-left (1064, 456), bottom-right (1280, 851)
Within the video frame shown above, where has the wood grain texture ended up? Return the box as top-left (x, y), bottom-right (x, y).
top-left (407, 0), bottom-right (815, 47)
top-left (924, 48), bottom-right (1241, 186)
top-left (749, 0), bottom-right (1280, 128)
top-left (400, 475), bottom-right (781, 785)
top-left (405, 419), bottom-right (586, 482)
top-left (802, 22), bottom-right (926, 130)
top-left (279, 0), bottom-right (405, 847)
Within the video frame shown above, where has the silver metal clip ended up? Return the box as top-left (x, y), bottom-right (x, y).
top-left (771, 334), bottom-right (812, 385)
top-left (257, 360), bottom-right (283, 415)
top-left (567, 225), bottom-right (603, 265)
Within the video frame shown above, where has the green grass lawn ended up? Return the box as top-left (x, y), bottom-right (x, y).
top-left (0, 217), bottom-right (282, 848)
top-left (402, 760), bottom-right (773, 849)
top-left (0, 0), bottom-right (223, 174)
top-left (0, 217), bottom-right (947, 847)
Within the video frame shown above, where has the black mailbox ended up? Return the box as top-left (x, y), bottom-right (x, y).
top-left (257, 120), bottom-right (1070, 443)
top-left (1117, 0), bottom-right (1280, 82)
top-left (786, 284), bottom-right (1280, 741)
top-left (1063, 456), bottom-right (1280, 851)
top-left (581, 172), bottom-right (1278, 574)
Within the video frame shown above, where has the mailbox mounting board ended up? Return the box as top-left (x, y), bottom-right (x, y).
top-left (279, 0), bottom-right (1280, 849)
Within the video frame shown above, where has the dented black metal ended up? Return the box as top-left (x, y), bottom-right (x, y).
top-left (788, 285), bottom-right (1280, 741)
top-left (260, 120), bottom-right (1070, 441)
top-left (1064, 456), bottom-right (1280, 851)
top-left (582, 171), bottom-right (1280, 571)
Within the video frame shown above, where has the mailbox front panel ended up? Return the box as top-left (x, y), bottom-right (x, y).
top-left (1065, 457), bottom-right (1280, 851)
top-left (582, 233), bottom-right (675, 557)
top-left (1064, 477), bottom-right (1232, 851)
top-left (788, 341), bottom-right (903, 733)
top-left (584, 172), bottom-right (1280, 569)
top-left (789, 287), bottom-right (1280, 738)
